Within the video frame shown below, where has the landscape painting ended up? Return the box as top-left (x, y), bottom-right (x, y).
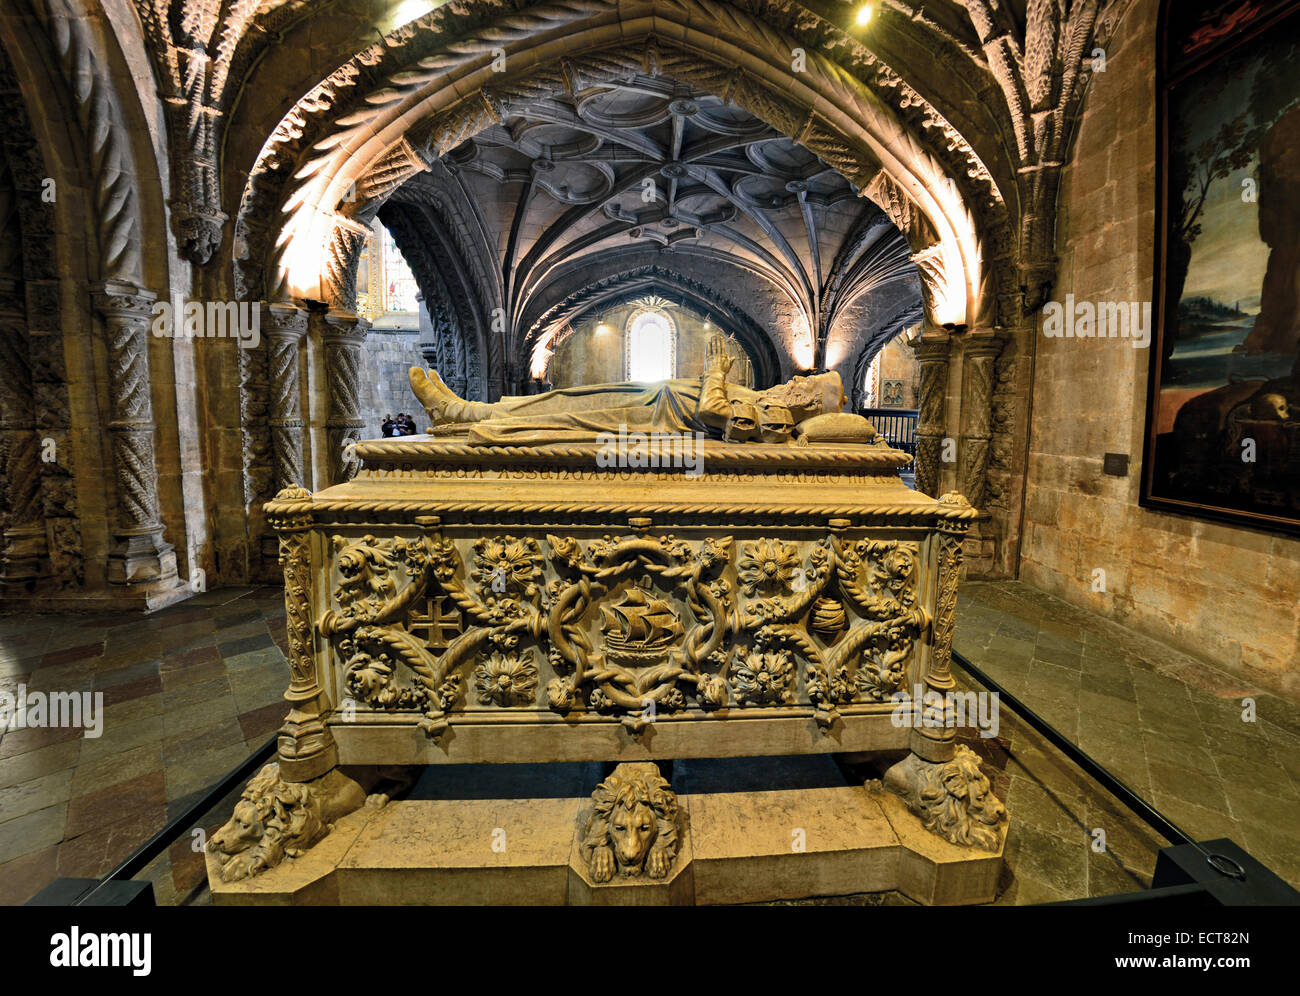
top-left (1144, 0), bottom-right (1300, 533)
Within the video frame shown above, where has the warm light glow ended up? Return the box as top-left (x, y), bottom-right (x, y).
top-left (823, 340), bottom-right (846, 370)
top-left (530, 342), bottom-right (553, 379)
top-left (595, 321), bottom-right (612, 336)
top-left (855, 4), bottom-right (873, 26)
top-left (392, 0), bottom-right (434, 26)
top-left (792, 337), bottom-right (815, 371)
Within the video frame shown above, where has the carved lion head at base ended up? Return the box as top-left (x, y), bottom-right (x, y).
top-left (884, 745), bottom-right (1008, 852)
top-left (208, 763), bottom-right (328, 882)
top-left (582, 762), bottom-right (681, 883)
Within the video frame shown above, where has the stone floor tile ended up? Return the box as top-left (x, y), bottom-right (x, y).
top-left (237, 702), bottom-right (287, 742)
top-left (0, 739), bottom-right (80, 790)
top-left (0, 844), bottom-right (58, 905)
top-left (64, 769), bottom-right (167, 838)
top-left (0, 767), bottom-right (75, 823)
top-left (71, 743), bottom-right (165, 796)
top-left (0, 802), bottom-right (67, 864)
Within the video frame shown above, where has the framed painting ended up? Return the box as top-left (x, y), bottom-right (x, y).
top-left (1143, 0), bottom-right (1300, 534)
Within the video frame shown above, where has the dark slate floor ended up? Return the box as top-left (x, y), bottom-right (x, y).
top-left (0, 586), bottom-right (289, 905)
top-left (956, 581), bottom-right (1300, 894)
top-left (0, 580), bottom-right (1294, 905)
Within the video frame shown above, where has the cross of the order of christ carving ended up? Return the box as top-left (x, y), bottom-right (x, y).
top-left (407, 595), bottom-right (463, 651)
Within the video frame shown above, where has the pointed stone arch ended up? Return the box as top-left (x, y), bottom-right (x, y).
top-left (234, 0), bottom-right (1002, 340)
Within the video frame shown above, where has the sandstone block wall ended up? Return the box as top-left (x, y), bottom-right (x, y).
top-left (356, 325), bottom-right (425, 437)
top-left (1024, 0), bottom-right (1300, 694)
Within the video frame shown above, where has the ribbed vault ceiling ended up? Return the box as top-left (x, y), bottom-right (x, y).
top-left (382, 74), bottom-right (922, 385)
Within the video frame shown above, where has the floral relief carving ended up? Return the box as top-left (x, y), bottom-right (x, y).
top-left (316, 524), bottom-right (929, 741)
top-left (731, 650), bottom-right (795, 706)
top-left (473, 650), bottom-right (539, 706)
top-left (737, 538), bottom-right (800, 597)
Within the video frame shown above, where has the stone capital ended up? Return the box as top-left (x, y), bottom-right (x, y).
top-left (913, 330), bottom-right (951, 362)
top-left (321, 309), bottom-right (370, 344)
top-left (262, 302), bottom-right (309, 340)
top-left (960, 328), bottom-right (1005, 357)
top-left (92, 280), bottom-right (157, 322)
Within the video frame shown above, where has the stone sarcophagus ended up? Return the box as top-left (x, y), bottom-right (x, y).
top-left (214, 359), bottom-right (1006, 903)
top-left (262, 437), bottom-right (978, 773)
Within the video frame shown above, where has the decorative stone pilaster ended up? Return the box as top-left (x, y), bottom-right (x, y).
top-left (264, 303), bottom-right (309, 493)
top-left (92, 281), bottom-right (178, 590)
top-left (0, 277), bottom-right (49, 591)
top-left (321, 310), bottom-right (369, 484)
top-left (909, 493), bottom-right (973, 764)
top-left (912, 331), bottom-right (951, 498)
top-left (264, 485), bottom-right (337, 782)
top-left (957, 331), bottom-right (1004, 510)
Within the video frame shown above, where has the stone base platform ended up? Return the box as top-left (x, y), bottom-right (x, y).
top-left (208, 761), bottom-right (1002, 906)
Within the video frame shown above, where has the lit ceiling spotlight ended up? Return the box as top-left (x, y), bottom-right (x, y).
top-left (703, 315), bottom-right (711, 330)
top-left (595, 316), bottom-right (612, 335)
top-left (855, 4), bottom-right (873, 26)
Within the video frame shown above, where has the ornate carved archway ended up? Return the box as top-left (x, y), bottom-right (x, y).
top-left (234, 1), bottom-right (1001, 336)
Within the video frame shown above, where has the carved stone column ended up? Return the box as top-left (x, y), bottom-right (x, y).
top-left (321, 310), bottom-right (369, 484)
top-left (92, 281), bottom-right (178, 589)
top-left (912, 331), bottom-right (951, 498)
top-left (0, 277), bottom-right (49, 591)
top-left (910, 494), bottom-right (973, 764)
top-left (958, 331), bottom-right (1004, 510)
top-left (264, 303), bottom-right (308, 492)
top-left (264, 485), bottom-right (337, 782)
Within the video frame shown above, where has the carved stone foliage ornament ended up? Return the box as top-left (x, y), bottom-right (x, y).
top-left (581, 762), bottom-right (682, 883)
top-left (882, 745), bottom-right (1008, 852)
top-left (317, 523), bottom-right (930, 739)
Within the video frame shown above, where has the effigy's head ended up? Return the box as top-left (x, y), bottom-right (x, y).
top-left (763, 371), bottom-right (847, 419)
top-left (809, 371), bottom-right (848, 414)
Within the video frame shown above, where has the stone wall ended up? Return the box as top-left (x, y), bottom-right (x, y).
top-left (1023, 0), bottom-right (1300, 694)
top-left (873, 335), bottom-right (921, 408)
top-left (357, 323), bottom-right (424, 438)
top-left (549, 302), bottom-right (754, 389)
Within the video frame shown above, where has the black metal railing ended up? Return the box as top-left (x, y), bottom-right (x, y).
top-left (860, 407), bottom-right (918, 458)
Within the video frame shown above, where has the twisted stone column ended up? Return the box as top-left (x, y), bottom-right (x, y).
top-left (321, 310), bottom-right (369, 484)
top-left (913, 331), bottom-right (952, 498)
top-left (264, 303), bottom-right (308, 492)
top-left (0, 277), bottom-right (48, 591)
top-left (264, 485), bottom-right (336, 782)
top-left (958, 331), bottom-right (1004, 510)
top-left (92, 281), bottom-right (178, 588)
top-left (911, 494), bottom-right (973, 764)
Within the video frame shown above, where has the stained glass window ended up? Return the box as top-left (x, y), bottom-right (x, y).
top-left (381, 227), bottom-right (420, 314)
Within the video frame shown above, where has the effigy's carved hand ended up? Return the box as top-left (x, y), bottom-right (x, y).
top-left (705, 332), bottom-right (733, 377)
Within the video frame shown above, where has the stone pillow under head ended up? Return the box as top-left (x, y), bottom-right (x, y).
top-left (793, 412), bottom-right (877, 444)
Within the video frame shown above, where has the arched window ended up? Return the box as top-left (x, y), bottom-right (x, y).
top-left (380, 227), bottom-right (420, 313)
top-left (625, 309), bottom-right (676, 382)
